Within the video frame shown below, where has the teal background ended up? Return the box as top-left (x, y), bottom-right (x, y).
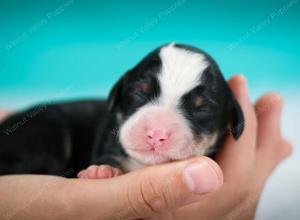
top-left (0, 0), bottom-right (299, 108)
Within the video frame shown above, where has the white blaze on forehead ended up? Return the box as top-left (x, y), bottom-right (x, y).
top-left (158, 44), bottom-right (208, 106)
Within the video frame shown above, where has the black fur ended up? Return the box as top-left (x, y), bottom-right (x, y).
top-left (0, 44), bottom-right (244, 176)
top-left (0, 101), bottom-right (105, 177)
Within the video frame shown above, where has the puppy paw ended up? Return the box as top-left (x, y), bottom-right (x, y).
top-left (77, 165), bottom-right (123, 179)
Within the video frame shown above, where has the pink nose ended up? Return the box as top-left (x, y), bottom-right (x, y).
top-left (146, 129), bottom-right (169, 148)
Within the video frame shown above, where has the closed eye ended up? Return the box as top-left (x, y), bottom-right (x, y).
top-left (129, 91), bottom-right (146, 101)
top-left (130, 90), bottom-right (157, 106)
top-left (193, 105), bottom-right (215, 117)
top-left (206, 96), bottom-right (218, 106)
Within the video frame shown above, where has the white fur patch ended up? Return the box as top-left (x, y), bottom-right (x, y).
top-left (158, 44), bottom-right (208, 106)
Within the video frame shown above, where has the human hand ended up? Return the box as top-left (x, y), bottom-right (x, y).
top-left (0, 76), bottom-right (292, 220)
top-left (148, 75), bottom-right (292, 220)
top-left (61, 76), bottom-right (291, 220)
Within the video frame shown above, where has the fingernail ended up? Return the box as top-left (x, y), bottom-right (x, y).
top-left (183, 162), bottom-right (221, 194)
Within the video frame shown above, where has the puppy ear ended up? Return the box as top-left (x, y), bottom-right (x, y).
top-left (228, 93), bottom-right (245, 139)
top-left (107, 76), bottom-right (124, 112)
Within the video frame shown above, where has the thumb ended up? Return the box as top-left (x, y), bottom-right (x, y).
top-left (74, 157), bottom-right (223, 220)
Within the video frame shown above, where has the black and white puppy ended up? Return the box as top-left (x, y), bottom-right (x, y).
top-left (0, 43), bottom-right (244, 179)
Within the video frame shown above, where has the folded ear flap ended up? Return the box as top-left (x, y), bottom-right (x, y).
top-left (107, 76), bottom-right (124, 112)
top-left (228, 93), bottom-right (245, 139)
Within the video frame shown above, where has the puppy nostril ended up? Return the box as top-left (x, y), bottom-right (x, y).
top-left (145, 129), bottom-right (170, 147)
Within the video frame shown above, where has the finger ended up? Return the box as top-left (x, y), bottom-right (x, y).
top-left (255, 94), bottom-right (287, 165)
top-left (256, 138), bottom-right (293, 184)
top-left (67, 157), bottom-right (223, 220)
top-left (217, 75), bottom-right (257, 179)
top-left (255, 93), bottom-right (284, 149)
top-left (254, 138), bottom-right (293, 196)
top-left (254, 94), bottom-right (293, 189)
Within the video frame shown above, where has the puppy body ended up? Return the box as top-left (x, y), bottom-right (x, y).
top-left (0, 43), bottom-right (244, 176)
top-left (0, 100), bottom-right (107, 176)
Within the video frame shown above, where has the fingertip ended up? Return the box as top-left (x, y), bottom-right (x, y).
top-left (228, 74), bottom-right (247, 86)
top-left (183, 157), bottom-right (223, 194)
top-left (229, 74), bottom-right (248, 92)
top-left (228, 74), bottom-right (251, 107)
top-left (255, 93), bottom-right (284, 118)
top-left (201, 157), bottom-right (224, 186)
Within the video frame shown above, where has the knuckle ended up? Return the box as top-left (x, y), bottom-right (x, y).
top-left (125, 184), bottom-right (143, 217)
top-left (139, 175), bottom-right (167, 213)
top-left (255, 93), bottom-right (283, 117)
top-left (277, 139), bottom-right (293, 161)
top-left (240, 184), bottom-right (252, 199)
top-left (125, 173), bottom-right (168, 217)
top-left (233, 183), bottom-right (253, 204)
top-left (283, 140), bottom-right (293, 155)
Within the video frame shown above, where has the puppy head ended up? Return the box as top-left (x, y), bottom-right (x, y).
top-left (108, 43), bottom-right (244, 165)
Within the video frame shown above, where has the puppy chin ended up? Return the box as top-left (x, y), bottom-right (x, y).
top-left (125, 148), bottom-right (172, 165)
top-left (123, 137), bottom-right (196, 165)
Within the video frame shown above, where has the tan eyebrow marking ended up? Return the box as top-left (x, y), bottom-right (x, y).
top-left (139, 81), bottom-right (150, 94)
top-left (194, 96), bottom-right (204, 107)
